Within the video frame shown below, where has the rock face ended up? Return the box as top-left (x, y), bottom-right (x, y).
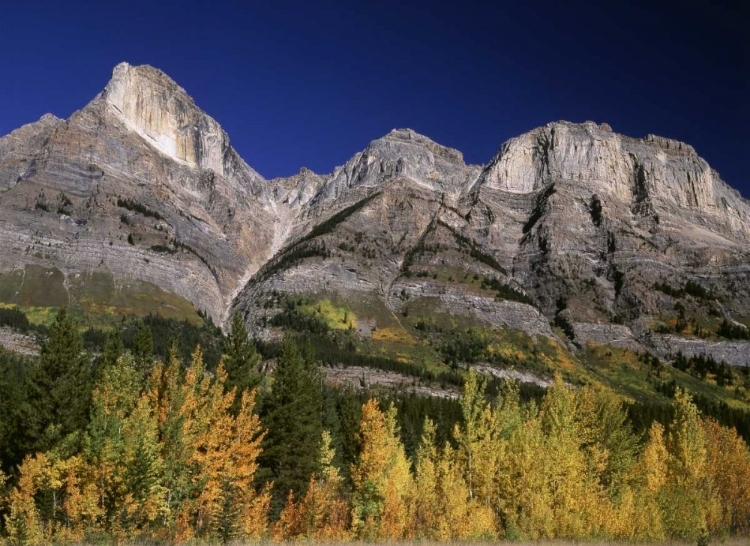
top-left (0, 63), bottom-right (276, 322)
top-left (2, 64), bottom-right (750, 364)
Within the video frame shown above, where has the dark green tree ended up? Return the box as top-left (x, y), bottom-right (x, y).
top-left (259, 336), bottom-right (323, 517)
top-left (101, 329), bottom-right (125, 370)
top-left (0, 348), bottom-right (35, 471)
top-left (223, 313), bottom-right (261, 402)
top-left (30, 307), bottom-right (92, 451)
top-left (132, 318), bottom-right (154, 375)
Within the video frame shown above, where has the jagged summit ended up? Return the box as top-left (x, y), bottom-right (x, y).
top-left (3, 62), bottom-right (750, 366)
top-left (93, 63), bottom-right (266, 191)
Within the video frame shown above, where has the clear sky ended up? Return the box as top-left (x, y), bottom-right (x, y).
top-left (1, 0), bottom-right (747, 193)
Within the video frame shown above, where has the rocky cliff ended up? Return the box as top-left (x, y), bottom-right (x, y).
top-left (0, 63), bottom-right (277, 322)
top-left (2, 63), bottom-right (750, 365)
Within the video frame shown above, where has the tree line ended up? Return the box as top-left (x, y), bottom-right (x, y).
top-left (0, 309), bottom-right (749, 543)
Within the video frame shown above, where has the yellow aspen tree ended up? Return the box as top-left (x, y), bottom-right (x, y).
top-left (411, 418), bottom-right (441, 538)
top-left (499, 410), bottom-right (554, 539)
top-left (4, 454), bottom-right (49, 545)
top-left (539, 375), bottom-right (604, 538)
top-left (51, 455), bottom-right (103, 543)
top-left (453, 370), bottom-right (500, 509)
top-left (662, 389), bottom-right (716, 541)
top-left (167, 350), bottom-right (269, 542)
top-left (350, 399), bottom-right (413, 541)
top-left (704, 418), bottom-right (750, 535)
top-left (436, 441), bottom-right (496, 540)
top-left (620, 421), bottom-right (668, 541)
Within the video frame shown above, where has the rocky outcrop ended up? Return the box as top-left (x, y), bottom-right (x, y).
top-left (649, 334), bottom-right (750, 367)
top-left (0, 63), bottom-right (277, 322)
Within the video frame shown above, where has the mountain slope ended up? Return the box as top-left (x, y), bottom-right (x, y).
top-left (2, 63), bottom-right (750, 367)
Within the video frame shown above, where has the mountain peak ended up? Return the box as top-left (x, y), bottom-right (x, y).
top-left (372, 127), bottom-right (465, 166)
top-left (100, 62), bottom-right (234, 175)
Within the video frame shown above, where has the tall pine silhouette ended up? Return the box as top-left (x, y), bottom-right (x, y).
top-left (259, 337), bottom-right (323, 517)
top-left (30, 307), bottom-right (91, 451)
top-left (224, 313), bottom-right (261, 403)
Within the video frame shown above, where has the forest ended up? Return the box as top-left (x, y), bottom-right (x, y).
top-left (0, 309), bottom-right (749, 544)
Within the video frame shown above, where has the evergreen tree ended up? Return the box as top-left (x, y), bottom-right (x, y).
top-left (0, 349), bottom-right (35, 471)
top-left (132, 318), bottom-right (154, 376)
top-left (100, 329), bottom-right (124, 370)
top-left (259, 337), bottom-right (323, 517)
top-left (223, 313), bottom-right (261, 402)
top-left (30, 307), bottom-right (92, 451)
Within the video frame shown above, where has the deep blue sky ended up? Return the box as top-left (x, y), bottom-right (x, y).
top-left (1, 0), bottom-right (748, 193)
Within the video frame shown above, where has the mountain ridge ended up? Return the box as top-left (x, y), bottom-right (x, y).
top-left (2, 62), bottom-right (750, 366)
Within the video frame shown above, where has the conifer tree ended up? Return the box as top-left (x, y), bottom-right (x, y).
top-left (274, 430), bottom-right (351, 541)
top-left (30, 307), bottom-right (91, 451)
top-left (100, 329), bottom-right (124, 370)
top-left (259, 337), bottom-right (323, 517)
top-left (223, 312), bottom-right (261, 404)
top-left (132, 319), bottom-right (154, 376)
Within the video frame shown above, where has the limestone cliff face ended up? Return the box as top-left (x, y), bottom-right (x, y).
top-left (0, 63), bottom-right (276, 322)
top-left (102, 63), bottom-right (266, 197)
top-left (2, 63), bottom-right (750, 364)
top-left (475, 121), bottom-right (749, 238)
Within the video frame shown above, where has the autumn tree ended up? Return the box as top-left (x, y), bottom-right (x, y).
top-left (453, 370), bottom-right (499, 507)
top-left (413, 418), bottom-right (495, 540)
top-left (661, 389), bottom-right (718, 541)
top-left (704, 418), bottom-right (750, 534)
top-left (350, 399), bottom-right (413, 541)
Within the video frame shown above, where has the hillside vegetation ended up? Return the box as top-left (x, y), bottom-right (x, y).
top-left (0, 308), bottom-right (749, 544)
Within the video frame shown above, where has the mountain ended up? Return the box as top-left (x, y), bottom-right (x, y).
top-left (2, 63), bottom-right (750, 368)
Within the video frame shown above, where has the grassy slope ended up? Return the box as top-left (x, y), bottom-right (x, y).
top-left (0, 265), bottom-right (201, 329)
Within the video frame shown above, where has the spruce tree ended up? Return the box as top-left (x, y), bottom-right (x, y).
top-left (224, 313), bottom-right (261, 400)
top-left (30, 307), bottom-right (91, 451)
top-left (259, 337), bottom-right (323, 517)
top-left (132, 318), bottom-right (154, 376)
top-left (101, 329), bottom-right (124, 370)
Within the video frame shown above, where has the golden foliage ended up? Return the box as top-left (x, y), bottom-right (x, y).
top-left (273, 431), bottom-right (351, 542)
top-left (3, 347), bottom-right (750, 543)
top-left (350, 399), bottom-right (413, 541)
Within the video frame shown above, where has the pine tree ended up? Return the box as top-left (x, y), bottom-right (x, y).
top-left (223, 312), bottom-right (261, 405)
top-left (100, 329), bottom-right (124, 370)
top-left (30, 307), bottom-right (92, 451)
top-left (132, 319), bottom-right (154, 376)
top-left (274, 430), bottom-right (351, 541)
top-left (259, 337), bottom-right (323, 517)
